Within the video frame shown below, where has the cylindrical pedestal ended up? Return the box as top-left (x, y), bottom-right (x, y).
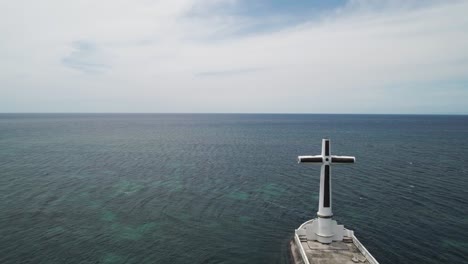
top-left (315, 217), bottom-right (334, 244)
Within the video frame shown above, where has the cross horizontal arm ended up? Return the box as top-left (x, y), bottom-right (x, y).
top-left (331, 155), bottom-right (355, 163)
top-left (298, 155), bottom-right (323, 163)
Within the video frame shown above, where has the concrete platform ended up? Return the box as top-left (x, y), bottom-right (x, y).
top-left (290, 228), bottom-right (379, 264)
top-left (291, 239), bottom-right (369, 264)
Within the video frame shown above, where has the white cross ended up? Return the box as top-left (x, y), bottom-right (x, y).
top-left (297, 139), bottom-right (355, 243)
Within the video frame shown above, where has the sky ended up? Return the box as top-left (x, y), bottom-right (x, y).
top-left (1, 0), bottom-right (468, 114)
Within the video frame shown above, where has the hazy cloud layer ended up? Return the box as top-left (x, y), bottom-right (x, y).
top-left (1, 0), bottom-right (467, 113)
top-left (61, 41), bottom-right (110, 73)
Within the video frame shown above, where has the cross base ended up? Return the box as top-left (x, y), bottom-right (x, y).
top-left (295, 218), bottom-right (345, 244)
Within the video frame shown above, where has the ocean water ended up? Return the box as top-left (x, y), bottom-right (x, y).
top-left (0, 114), bottom-right (467, 264)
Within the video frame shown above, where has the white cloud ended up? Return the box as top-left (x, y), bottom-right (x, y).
top-left (1, 0), bottom-right (467, 113)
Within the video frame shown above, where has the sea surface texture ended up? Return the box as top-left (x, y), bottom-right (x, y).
top-left (0, 114), bottom-right (467, 264)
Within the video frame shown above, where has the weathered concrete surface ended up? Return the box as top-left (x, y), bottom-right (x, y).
top-left (290, 239), bottom-right (305, 264)
top-left (291, 239), bottom-right (369, 264)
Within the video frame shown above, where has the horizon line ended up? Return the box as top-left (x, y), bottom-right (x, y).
top-left (0, 112), bottom-right (467, 116)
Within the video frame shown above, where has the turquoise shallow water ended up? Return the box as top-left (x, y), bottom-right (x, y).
top-left (0, 114), bottom-right (467, 264)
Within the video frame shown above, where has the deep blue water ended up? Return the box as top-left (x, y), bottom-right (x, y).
top-left (0, 114), bottom-right (467, 264)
